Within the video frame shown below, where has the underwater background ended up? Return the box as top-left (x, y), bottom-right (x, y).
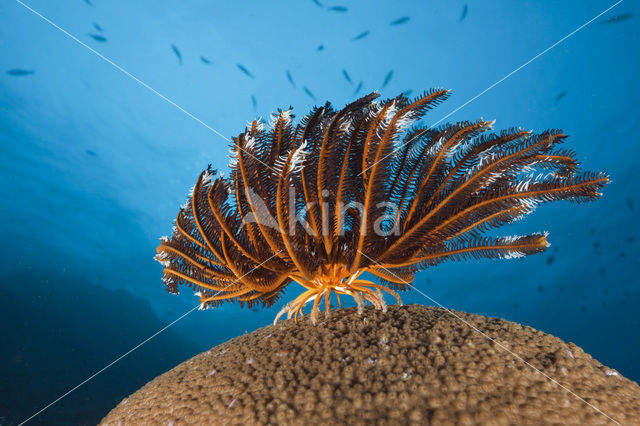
top-left (1, 0), bottom-right (638, 424)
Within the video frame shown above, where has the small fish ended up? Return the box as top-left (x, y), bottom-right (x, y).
top-left (390, 16), bottom-right (410, 26)
top-left (459, 4), bottom-right (468, 22)
top-left (236, 64), bottom-right (255, 79)
top-left (171, 44), bottom-right (182, 64)
top-left (342, 68), bottom-right (352, 84)
top-left (7, 69), bottom-right (34, 76)
top-left (312, 0), bottom-right (323, 7)
top-left (402, 89), bottom-right (413, 97)
top-left (546, 255), bottom-right (555, 265)
top-left (317, 44), bottom-right (325, 52)
top-left (554, 90), bottom-right (567, 104)
top-left (93, 23), bottom-right (103, 32)
top-left (537, 285), bottom-right (544, 293)
top-left (328, 6), bottom-right (348, 12)
top-left (86, 149), bottom-right (97, 157)
top-left (627, 198), bottom-right (633, 210)
top-left (83, 0), bottom-right (93, 6)
top-left (601, 13), bottom-right (633, 24)
top-left (353, 81), bottom-right (363, 95)
top-left (200, 56), bottom-right (212, 65)
top-left (303, 86), bottom-right (316, 100)
top-left (251, 95), bottom-right (257, 111)
top-left (88, 34), bottom-right (107, 42)
top-left (286, 70), bottom-right (296, 87)
top-left (382, 70), bottom-right (393, 88)
top-left (352, 31), bottom-right (369, 41)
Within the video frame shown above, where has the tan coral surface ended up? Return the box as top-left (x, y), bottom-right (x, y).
top-left (101, 305), bottom-right (640, 425)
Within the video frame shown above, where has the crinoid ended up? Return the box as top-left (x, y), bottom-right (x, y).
top-left (155, 90), bottom-right (609, 325)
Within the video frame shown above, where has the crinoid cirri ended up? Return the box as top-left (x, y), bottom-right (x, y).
top-left (155, 90), bottom-right (609, 325)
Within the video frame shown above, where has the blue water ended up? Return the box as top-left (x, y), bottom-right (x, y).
top-left (1, 0), bottom-right (638, 424)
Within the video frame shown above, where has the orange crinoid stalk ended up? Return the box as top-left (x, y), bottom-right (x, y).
top-left (155, 90), bottom-right (609, 325)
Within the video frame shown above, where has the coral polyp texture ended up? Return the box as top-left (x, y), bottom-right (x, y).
top-left (155, 90), bottom-right (609, 324)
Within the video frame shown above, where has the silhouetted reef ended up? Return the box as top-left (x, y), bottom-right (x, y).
top-left (0, 269), bottom-right (201, 425)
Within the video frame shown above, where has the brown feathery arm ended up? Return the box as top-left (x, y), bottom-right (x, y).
top-left (380, 132), bottom-right (565, 259)
top-left (403, 120), bottom-right (493, 229)
top-left (350, 102), bottom-right (396, 273)
top-left (275, 137), bottom-right (316, 280)
top-left (235, 135), bottom-right (289, 261)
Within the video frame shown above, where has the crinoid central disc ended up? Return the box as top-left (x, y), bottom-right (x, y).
top-left (275, 267), bottom-right (403, 325)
